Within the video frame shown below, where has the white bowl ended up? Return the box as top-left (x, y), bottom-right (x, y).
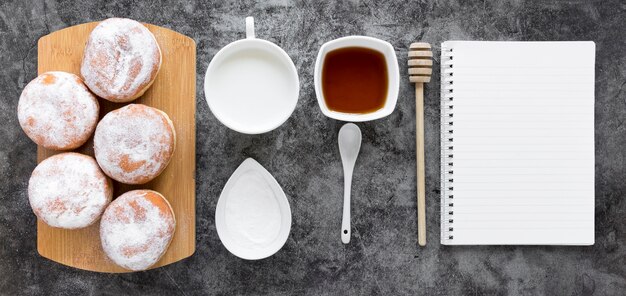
top-left (314, 36), bottom-right (400, 122)
top-left (204, 17), bottom-right (299, 134)
top-left (215, 158), bottom-right (291, 260)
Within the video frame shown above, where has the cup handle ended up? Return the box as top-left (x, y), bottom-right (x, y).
top-left (245, 16), bottom-right (255, 39)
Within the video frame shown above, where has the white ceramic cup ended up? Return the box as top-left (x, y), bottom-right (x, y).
top-left (314, 36), bottom-right (400, 122)
top-left (204, 17), bottom-right (300, 134)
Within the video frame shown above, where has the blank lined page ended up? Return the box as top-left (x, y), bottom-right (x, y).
top-left (440, 41), bottom-right (595, 245)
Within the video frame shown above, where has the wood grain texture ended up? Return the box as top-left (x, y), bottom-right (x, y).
top-left (36, 22), bottom-right (196, 273)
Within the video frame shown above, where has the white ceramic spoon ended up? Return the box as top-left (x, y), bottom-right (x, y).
top-left (338, 123), bottom-right (362, 244)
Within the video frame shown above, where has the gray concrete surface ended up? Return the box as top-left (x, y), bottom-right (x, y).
top-left (0, 0), bottom-right (624, 295)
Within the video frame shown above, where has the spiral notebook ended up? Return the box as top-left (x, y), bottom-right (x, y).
top-left (440, 41), bottom-right (595, 245)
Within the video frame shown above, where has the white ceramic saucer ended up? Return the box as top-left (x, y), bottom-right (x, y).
top-left (215, 158), bottom-right (292, 260)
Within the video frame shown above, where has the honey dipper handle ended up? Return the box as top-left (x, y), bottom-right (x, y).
top-left (415, 82), bottom-right (426, 246)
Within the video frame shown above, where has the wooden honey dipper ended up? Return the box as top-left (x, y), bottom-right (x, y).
top-left (408, 42), bottom-right (432, 246)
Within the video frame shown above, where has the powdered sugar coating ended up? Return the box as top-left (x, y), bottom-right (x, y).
top-left (28, 153), bottom-right (112, 229)
top-left (18, 71), bottom-right (99, 150)
top-left (81, 18), bottom-right (162, 102)
top-left (100, 190), bottom-right (175, 271)
top-left (94, 104), bottom-right (175, 184)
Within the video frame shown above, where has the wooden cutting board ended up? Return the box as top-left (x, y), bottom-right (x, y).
top-left (36, 22), bottom-right (196, 273)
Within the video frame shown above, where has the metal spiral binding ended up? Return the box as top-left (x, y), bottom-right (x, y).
top-left (441, 45), bottom-right (454, 242)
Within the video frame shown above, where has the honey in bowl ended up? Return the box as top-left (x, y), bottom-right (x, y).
top-left (321, 47), bottom-right (388, 114)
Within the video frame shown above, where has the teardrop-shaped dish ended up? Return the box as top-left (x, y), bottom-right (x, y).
top-left (215, 158), bottom-right (291, 260)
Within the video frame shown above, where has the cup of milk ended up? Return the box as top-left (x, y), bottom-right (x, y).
top-left (204, 17), bottom-right (300, 134)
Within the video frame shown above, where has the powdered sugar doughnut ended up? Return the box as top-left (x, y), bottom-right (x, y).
top-left (81, 18), bottom-right (162, 102)
top-left (100, 190), bottom-right (176, 271)
top-left (18, 71), bottom-right (99, 150)
top-left (28, 152), bottom-right (112, 229)
top-left (94, 104), bottom-right (175, 184)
